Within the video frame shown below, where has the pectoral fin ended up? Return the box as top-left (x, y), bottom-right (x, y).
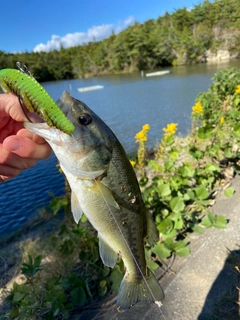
top-left (71, 192), bottom-right (83, 223)
top-left (99, 235), bottom-right (118, 268)
top-left (91, 180), bottom-right (120, 209)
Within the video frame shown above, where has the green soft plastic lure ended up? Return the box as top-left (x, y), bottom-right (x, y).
top-left (0, 65), bottom-right (75, 134)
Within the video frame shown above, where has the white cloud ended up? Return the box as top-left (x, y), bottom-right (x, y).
top-left (33, 16), bottom-right (134, 53)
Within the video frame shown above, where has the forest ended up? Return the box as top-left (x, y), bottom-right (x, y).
top-left (1, 0), bottom-right (240, 82)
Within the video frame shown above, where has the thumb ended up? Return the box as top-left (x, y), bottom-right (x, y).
top-left (3, 136), bottom-right (23, 152)
top-left (3, 135), bottom-right (52, 159)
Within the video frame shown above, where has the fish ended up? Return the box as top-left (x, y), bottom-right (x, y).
top-left (24, 90), bottom-right (164, 312)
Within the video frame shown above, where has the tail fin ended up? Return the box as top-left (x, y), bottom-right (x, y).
top-left (116, 270), bottom-right (164, 313)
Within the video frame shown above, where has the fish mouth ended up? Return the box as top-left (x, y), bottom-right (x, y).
top-left (24, 91), bottom-right (75, 139)
top-left (24, 121), bottom-right (62, 142)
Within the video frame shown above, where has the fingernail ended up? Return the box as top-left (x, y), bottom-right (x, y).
top-left (3, 138), bottom-right (23, 152)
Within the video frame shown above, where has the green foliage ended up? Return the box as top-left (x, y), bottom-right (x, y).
top-left (1, 0), bottom-right (240, 79)
top-left (140, 66), bottom-right (240, 267)
top-left (201, 211), bottom-right (227, 229)
top-left (224, 187), bottom-right (235, 197)
top-left (49, 196), bottom-right (69, 215)
top-left (21, 254), bottom-right (42, 278)
top-left (5, 220), bottom-right (125, 319)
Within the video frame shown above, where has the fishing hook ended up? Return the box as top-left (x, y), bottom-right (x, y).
top-left (16, 61), bottom-right (33, 77)
top-left (18, 97), bottom-right (33, 123)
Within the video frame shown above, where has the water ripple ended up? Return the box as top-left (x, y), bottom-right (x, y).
top-left (0, 153), bottom-right (65, 236)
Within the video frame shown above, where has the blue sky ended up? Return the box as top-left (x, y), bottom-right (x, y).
top-left (2, 0), bottom-right (205, 53)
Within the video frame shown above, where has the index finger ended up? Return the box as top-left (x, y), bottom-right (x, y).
top-left (0, 93), bottom-right (29, 122)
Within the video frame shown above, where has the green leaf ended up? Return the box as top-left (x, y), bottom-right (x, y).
top-left (146, 260), bottom-right (159, 270)
top-left (139, 176), bottom-right (149, 186)
top-left (165, 135), bottom-right (174, 146)
top-left (58, 289), bottom-right (67, 303)
top-left (207, 211), bottom-right (215, 224)
top-left (204, 164), bottom-right (220, 174)
top-left (171, 213), bottom-right (184, 230)
top-left (171, 240), bottom-right (188, 251)
top-left (187, 189), bottom-right (195, 200)
top-left (169, 151), bottom-right (179, 160)
top-left (175, 247), bottom-right (190, 257)
top-left (234, 96), bottom-right (240, 107)
top-left (157, 183), bottom-right (171, 197)
top-left (164, 160), bottom-right (174, 172)
top-left (13, 292), bottom-right (25, 302)
top-left (224, 147), bottom-right (233, 158)
top-left (201, 213), bottom-right (213, 228)
top-left (161, 228), bottom-right (177, 239)
top-left (224, 187), bottom-right (235, 197)
top-left (99, 282), bottom-right (108, 297)
top-left (192, 224), bottom-right (205, 234)
top-left (71, 287), bottom-right (86, 306)
top-left (233, 124), bottom-right (240, 138)
top-left (50, 196), bottom-right (69, 215)
top-left (157, 217), bottom-right (174, 234)
top-left (12, 283), bottom-right (31, 295)
top-left (179, 164), bottom-right (195, 178)
top-left (169, 197), bottom-right (185, 213)
top-left (23, 294), bottom-right (36, 304)
top-left (148, 160), bottom-right (163, 172)
top-left (174, 216), bottom-right (184, 230)
top-left (189, 147), bottom-right (204, 159)
top-left (110, 268), bottom-right (123, 292)
top-left (194, 186), bottom-right (209, 200)
top-left (151, 242), bottom-right (171, 259)
top-left (197, 124), bottom-right (213, 139)
top-left (213, 215), bottom-right (227, 229)
top-left (80, 214), bottom-right (88, 223)
top-left (201, 218), bottom-right (212, 228)
top-left (9, 307), bottom-right (19, 318)
top-left (99, 280), bottom-right (107, 288)
top-left (34, 255), bottom-right (42, 265)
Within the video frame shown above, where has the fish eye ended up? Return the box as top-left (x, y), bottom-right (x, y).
top-left (78, 114), bottom-right (92, 125)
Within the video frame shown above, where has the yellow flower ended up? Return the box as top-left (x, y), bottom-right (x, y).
top-left (163, 123), bottom-right (178, 136)
top-left (142, 124), bottom-right (150, 132)
top-left (135, 124), bottom-right (150, 142)
top-left (192, 101), bottom-right (203, 114)
top-left (130, 160), bottom-right (136, 167)
top-left (220, 116), bottom-right (225, 125)
top-left (135, 131), bottom-right (147, 142)
top-left (235, 85), bottom-right (240, 94)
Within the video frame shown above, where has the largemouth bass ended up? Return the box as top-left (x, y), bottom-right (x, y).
top-left (25, 91), bottom-right (164, 312)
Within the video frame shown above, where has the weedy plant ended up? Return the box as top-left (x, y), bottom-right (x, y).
top-left (135, 67), bottom-right (240, 263)
top-left (135, 124), bottom-right (150, 175)
top-left (3, 213), bottom-right (125, 319)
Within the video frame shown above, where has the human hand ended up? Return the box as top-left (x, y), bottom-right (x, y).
top-left (0, 93), bottom-right (52, 182)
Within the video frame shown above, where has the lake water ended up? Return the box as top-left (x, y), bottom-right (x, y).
top-left (1, 61), bottom-right (240, 236)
